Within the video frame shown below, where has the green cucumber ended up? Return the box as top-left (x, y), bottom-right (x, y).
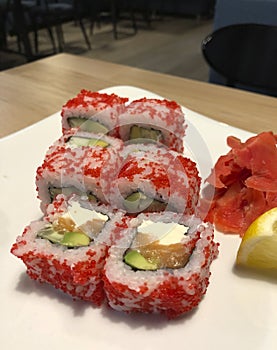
top-left (124, 192), bottom-right (167, 213)
top-left (129, 125), bottom-right (161, 142)
top-left (68, 118), bottom-right (109, 134)
top-left (37, 225), bottom-right (64, 244)
top-left (37, 226), bottom-right (90, 248)
top-left (68, 136), bottom-right (109, 148)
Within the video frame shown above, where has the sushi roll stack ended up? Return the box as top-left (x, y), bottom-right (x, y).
top-left (11, 89), bottom-right (219, 319)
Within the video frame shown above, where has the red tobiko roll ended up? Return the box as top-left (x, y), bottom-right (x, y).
top-left (61, 89), bottom-right (128, 137)
top-left (103, 212), bottom-right (219, 319)
top-left (36, 128), bottom-right (123, 213)
top-left (108, 144), bottom-right (201, 216)
top-left (118, 97), bottom-right (186, 153)
top-left (11, 195), bottom-right (126, 305)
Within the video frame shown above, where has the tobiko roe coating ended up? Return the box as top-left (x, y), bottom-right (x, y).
top-left (36, 128), bottom-right (123, 213)
top-left (108, 144), bottom-right (201, 215)
top-left (61, 89), bottom-right (128, 137)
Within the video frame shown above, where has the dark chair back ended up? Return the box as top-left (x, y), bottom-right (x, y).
top-left (202, 23), bottom-right (277, 97)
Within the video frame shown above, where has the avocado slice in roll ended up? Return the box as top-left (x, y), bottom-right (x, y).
top-left (38, 226), bottom-right (90, 247)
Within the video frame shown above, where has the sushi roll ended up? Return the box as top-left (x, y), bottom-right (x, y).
top-left (118, 98), bottom-right (186, 152)
top-left (108, 144), bottom-right (201, 215)
top-left (61, 89), bottom-right (128, 136)
top-left (103, 212), bottom-right (219, 318)
top-left (11, 195), bottom-right (126, 305)
top-left (36, 129), bottom-right (123, 213)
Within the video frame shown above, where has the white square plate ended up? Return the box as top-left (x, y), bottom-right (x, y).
top-left (1, 86), bottom-right (276, 350)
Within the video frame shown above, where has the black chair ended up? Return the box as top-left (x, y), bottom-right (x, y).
top-left (5, 0), bottom-right (57, 59)
top-left (6, 0), bottom-right (91, 58)
top-left (39, 0), bottom-right (91, 51)
top-left (88, 0), bottom-right (137, 40)
top-left (201, 23), bottom-right (277, 97)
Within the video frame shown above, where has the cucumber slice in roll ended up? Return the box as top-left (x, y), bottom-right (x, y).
top-left (37, 225), bottom-right (64, 244)
top-left (48, 186), bottom-right (98, 203)
top-left (68, 136), bottom-right (109, 148)
top-left (129, 125), bottom-right (162, 142)
top-left (68, 118), bottom-right (109, 134)
top-left (37, 225), bottom-right (90, 248)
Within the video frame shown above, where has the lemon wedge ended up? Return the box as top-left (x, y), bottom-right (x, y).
top-left (236, 208), bottom-right (277, 270)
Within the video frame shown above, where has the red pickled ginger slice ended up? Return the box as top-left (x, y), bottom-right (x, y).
top-left (211, 183), bottom-right (268, 234)
top-left (227, 132), bottom-right (277, 192)
top-left (205, 131), bottom-right (277, 235)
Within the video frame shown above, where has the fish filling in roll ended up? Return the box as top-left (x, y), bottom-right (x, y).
top-left (124, 220), bottom-right (191, 270)
top-left (37, 201), bottom-right (109, 248)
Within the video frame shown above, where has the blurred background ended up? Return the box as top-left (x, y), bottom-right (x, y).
top-left (1, 0), bottom-right (277, 95)
top-left (0, 0), bottom-right (215, 80)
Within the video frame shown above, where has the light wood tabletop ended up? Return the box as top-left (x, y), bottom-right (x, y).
top-left (0, 53), bottom-right (276, 138)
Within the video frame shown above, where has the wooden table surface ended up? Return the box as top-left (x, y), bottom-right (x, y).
top-left (0, 53), bottom-right (276, 138)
